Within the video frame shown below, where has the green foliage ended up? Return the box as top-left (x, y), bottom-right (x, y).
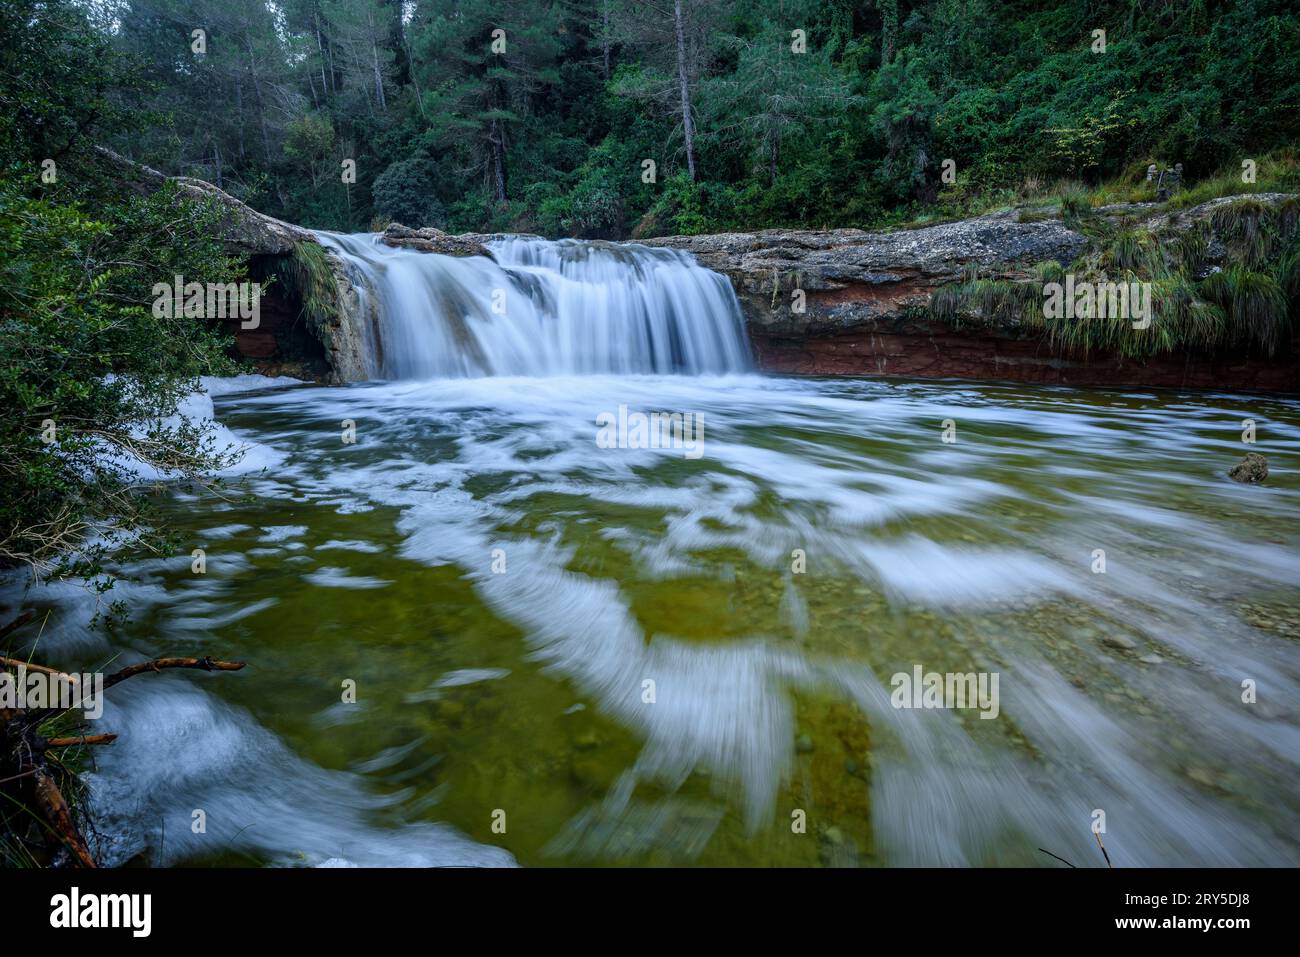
top-left (1200, 267), bottom-right (1290, 355)
top-left (0, 0), bottom-right (247, 571)
top-left (0, 0), bottom-right (155, 166)
top-left (932, 197), bottom-right (1300, 360)
top-left (0, 179), bottom-right (245, 569)
top-left (371, 158), bottom-right (446, 228)
top-left (77, 0), bottom-right (1298, 237)
top-left (266, 240), bottom-right (339, 337)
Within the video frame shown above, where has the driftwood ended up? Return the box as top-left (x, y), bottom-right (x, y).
top-left (1, 612), bottom-right (245, 867)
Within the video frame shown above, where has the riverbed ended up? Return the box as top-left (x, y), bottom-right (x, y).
top-left (8, 373), bottom-right (1298, 866)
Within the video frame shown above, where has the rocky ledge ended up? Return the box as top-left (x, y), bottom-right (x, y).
top-left (381, 223), bottom-right (494, 258)
top-left (642, 214), bottom-right (1089, 336)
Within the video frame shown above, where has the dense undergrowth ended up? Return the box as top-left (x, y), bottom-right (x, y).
top-left (930, 191), bottom-right (1299, 358)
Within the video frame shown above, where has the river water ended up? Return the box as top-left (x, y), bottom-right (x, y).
top-left (7, 237), bottom-right (1299, 867)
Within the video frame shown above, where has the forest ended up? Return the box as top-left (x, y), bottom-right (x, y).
top-left (78, 0), bottom-right (1300, 236)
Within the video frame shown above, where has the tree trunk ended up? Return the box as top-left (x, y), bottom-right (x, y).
top-left (490, 118), bottom-right (509, 204)
top-left (234, 76), bottom-right (246, 161)
top-left (243, 36), bottom-right (273, 165)
top-left (324, 31), bottom-right (337, 94)
top-left (315, 16), bottom-right (329, 96)
top-left (602, 0), bottom-right (611, 80)
top-left (674, 0), bottom-right (697, 181)
top-left (880, 0), bottom-right (898, 65)
top-left (405, 36), bottom-right (425, 117)
top-left (372, 42), bottom-right (387, 111)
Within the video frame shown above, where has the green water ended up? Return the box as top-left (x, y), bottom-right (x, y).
top-left (13, 373), bottom-right (1299, 867)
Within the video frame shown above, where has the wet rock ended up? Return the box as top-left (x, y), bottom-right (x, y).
top-left (382, 223), bottom-right (493, 258)
top-left (1229, 452), bottom-right (1269, 484)
top-left (1139, 654), bottom-right (1164, 665)
top-left (795, 733), bottom-right (815, 754)
top-left (1101, 634), bottom-right (1138, 652)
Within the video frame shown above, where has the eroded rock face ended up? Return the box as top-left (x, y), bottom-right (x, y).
top-left (381, 223), bottom-right (494, 258)
top-left (754, 325), bottom-right (1300, 391)
top-left (641, 216), bottom-right (1090, 335)
top-left (94, 147), bottom-right (378, 381)
top-left (317, 246), bottom-right (377, 384)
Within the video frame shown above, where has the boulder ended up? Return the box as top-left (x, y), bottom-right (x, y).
top-left (381, 223), bottom-right (493, 258)
top-left (1229, 452), bottom-right (1269, 484)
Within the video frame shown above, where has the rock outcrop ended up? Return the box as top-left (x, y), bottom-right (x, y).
top-left (93, 147), bottom-right (315, 256)
top-left (94, 147), bottom-right (373, 383)
top-left (381, 223), bottom-right (494, 258)
top-left (642, 214), bottom-right (1089, 336)
top-left (315, 245), bottom-right (375, 383)
top-left (640, 195), bottom-right (1298, 391)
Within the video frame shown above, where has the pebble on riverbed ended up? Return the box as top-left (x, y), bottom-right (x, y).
top-left (1228, 452), bottom-right (1268, 484)
top-left (1101, 634), bottom-right (1137, 652)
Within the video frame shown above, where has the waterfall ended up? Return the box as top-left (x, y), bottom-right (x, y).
top-left (316, 232), bottom-right (752, 379)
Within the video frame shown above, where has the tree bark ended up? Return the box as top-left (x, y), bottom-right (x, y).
top-left (602, 0), bottom-right (612, 80)
top-left (490, 118), bottom-right (509, 203)
top-left (674, 0), bottom-right (697, 181)
top-left (316, 15), bottom-right (329, 95)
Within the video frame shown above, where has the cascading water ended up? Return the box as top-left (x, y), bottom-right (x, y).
top-left (316, 232), bottom-right (752, 379)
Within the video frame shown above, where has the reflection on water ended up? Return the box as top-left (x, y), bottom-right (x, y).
top-left (6, 373), bottom-right (1299, 866)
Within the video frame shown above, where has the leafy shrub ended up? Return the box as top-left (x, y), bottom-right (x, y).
top-left (0, 179), bottom-right (243, 570)
top-left (371, 158), bottom-right (446, 229)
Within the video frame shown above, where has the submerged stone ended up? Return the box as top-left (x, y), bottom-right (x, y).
top-left (1229, 452), bottom-right (1268, 484)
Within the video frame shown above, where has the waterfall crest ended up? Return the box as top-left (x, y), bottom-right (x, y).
top-left (316, 233), bottom-right (751, 379)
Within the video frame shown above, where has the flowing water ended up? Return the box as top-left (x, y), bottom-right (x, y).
top-left (316, 233), bottom-right (751, 378)
top-left (6, 237), bottom-right (1299, 867)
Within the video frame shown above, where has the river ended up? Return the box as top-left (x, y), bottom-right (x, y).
top-left (7, 235), bottom-right (1299, 867)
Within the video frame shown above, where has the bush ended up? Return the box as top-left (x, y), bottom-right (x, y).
top-left (0, 178), bottom-right (244, 571)
top-left (371, 158), bottom-right (446, 229)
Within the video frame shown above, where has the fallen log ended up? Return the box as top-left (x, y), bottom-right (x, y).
top-left (31, 766), bottom-right (97, 868)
